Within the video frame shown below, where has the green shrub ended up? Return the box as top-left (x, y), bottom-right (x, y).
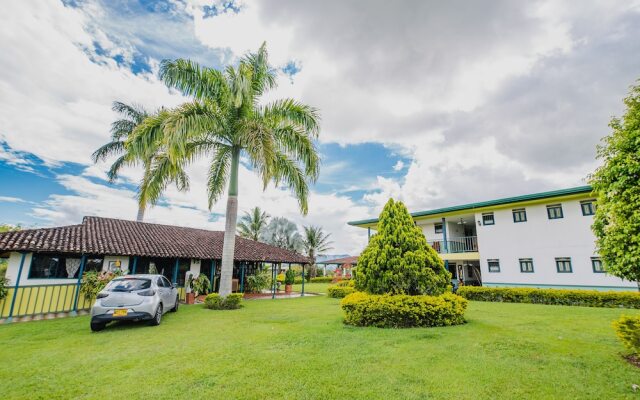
top-left (310, 276), bottom-right (333, 283)
top-left (341, 292), bottom-right (467, 328)
top-left (336, 279), bottom-right (354, 287)
top-left (356, 199), bottom-right (450, 296)
top-left (188, 273), bottom-right (211, 297)
top-left (613, 315), bottom-right (640, 354)
top-left (0, 276), bottom-right (8, 300)
top-left (0, 261), bottom-right (7, 279)
top-left (327, 285), bottom-right (355, 298)
top-left (204, 293), bottom-right (243, 310)
top-left (80, 270), bottom-right (122, 300)
top-left (245, 272), bottom-right (270, 293)
top-left (284, 269), bottom-right (295, 285)
top-left (457, 286), bottom-right (640, 308)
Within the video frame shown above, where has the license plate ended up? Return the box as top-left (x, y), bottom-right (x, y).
top-left (113, 309), bottom-right (128, 317)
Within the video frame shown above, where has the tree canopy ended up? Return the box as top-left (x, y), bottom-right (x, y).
top-left (355, 199), bottom-right (451, 295)
top-left (237, 207), bottom-right (270, 241)
top-left (590, 82), bottom-right (640, 286)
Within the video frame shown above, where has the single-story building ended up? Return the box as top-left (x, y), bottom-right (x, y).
top-left (317, 255), bottom-right (358, 279)
top-left (0, 216), bottom-right (309, 320)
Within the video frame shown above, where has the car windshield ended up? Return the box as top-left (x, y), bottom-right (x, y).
top-left (105, 278), bottom-right (151, 292)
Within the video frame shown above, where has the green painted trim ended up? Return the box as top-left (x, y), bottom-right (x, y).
top-left (348, 185), bottom-right (593, 227)
top-left (483, 282), bottom-right (637, 291)
top-left (228, 147), bottom-right (240, 196)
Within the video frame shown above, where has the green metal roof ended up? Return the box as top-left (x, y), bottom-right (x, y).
top-left (348, 185), bottom-right (593, 227)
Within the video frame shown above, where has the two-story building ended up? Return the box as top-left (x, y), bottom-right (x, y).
top-left (349, 186), bottom-right (637, 291)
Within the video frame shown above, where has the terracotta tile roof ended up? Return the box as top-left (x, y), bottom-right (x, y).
top-left (318, 255), bottom-right (358, 265)
top-left (0, 216), bottom-right (310, 264)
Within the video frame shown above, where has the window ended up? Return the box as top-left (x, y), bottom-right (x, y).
top-left (512, 208), bottom-right (527, 223)
top-left (555, 257), bottom-right (572, 273)
top-left (581, 200), bottom-right (595, 216)
top-left (591, 257), bottom-right (605, 273)
top-left (434, 223), bottom-right (443, 234)
top-left (547, 204), bottom-right (563, 219)
top-left (482, 212), bottom-right (495, 226)
top-left (487, 259), bottom-right (500, 273)
top-left (28, 253), bottom-right (84, 279)
top-left (84, 257), bottom-right (104, 273)
top-left (519, 258), bottom-right (534, 273)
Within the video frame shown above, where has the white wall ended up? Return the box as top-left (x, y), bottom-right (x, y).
top-left (475, 199), bottom-right (636, 290)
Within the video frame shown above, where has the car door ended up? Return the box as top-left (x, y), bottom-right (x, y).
top-left (156, 277), bottom-right (170, 308)
top-left (161, 276), bottom-right (176, 308)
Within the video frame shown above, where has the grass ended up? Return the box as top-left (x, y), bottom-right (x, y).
top-left (0, 297), bottom-right (638, 399)
top-left (292, 282), bottom-right (330, 294)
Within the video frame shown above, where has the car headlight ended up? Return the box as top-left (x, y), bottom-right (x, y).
top-left (96, 292), bottom-right (109, 299)
top-left (137, 289), bottom-right (156, 296)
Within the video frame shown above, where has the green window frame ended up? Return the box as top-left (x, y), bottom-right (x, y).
top-left (555, 257), bottom-right (572, 273)
top-left (546, 204), bottom-right (563, 219)
top-left (591, 257), bottom-right (605, 273)
top-left (482, 212), bottom-right (495, 226)
top-left (519, 258), bottom-right (534, 273)
top-left (434, 223), bottom-right (443, 234)
top-left (581, 200), bottom-right (595, 216)
top-left (512, 208), bottom-right (527, 223)
top-left (487, 259), bottom-right (500, 273)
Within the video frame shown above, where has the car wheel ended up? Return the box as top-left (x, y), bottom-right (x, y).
top-left (170, 296), bottom-right (179, 312)
top-left (90, 321), bottom-right (106, 332)
top-left (149, 304), bottom-right (162, 326)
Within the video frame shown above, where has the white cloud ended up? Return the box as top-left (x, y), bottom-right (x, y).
top-left (0, 196), bottom-right (26, 203)
top-left (392, 160), bottom-right (404, 172)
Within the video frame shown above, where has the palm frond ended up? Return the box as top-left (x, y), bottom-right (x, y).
top-left (206, 145), bottom-right (232, 209)
top-left (107, 154), bottom-right (136, 182)
top-left (160, 59), bottom-right (229, 103)
top-left (270, 152), bottom-right (310, 214)
top-left (92, 140), bottom-right (125, 163)
top-left (261, 98), bottom-right (320, 137)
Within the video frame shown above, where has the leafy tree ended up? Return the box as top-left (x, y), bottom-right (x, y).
top-left (261, 217), bottom-right (303, 253)
top-left (237, 207), bottom-right (270, 241)
top-left (0, 224), bottom-right (20, 233)
top-left (92, 102), bottom-right (187, 222)
top-left (355, 199), bottom-right (450, 295)
top-left (131, 44), bottom-right (320, 296)
top-left (590, 83), bottom-right (640, 289)
top-left (301, 225), bottom-right (333, 278)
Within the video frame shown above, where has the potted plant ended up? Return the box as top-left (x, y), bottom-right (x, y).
top-left (284, 268), bottom-right (295, 294)
top-left (187, 274), bottom-right (211, 304)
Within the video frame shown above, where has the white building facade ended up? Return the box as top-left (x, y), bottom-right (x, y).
top-left (350, 186), bottom-right (637, 291)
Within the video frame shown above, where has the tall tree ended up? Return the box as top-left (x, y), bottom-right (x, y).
top-left (261, 217), bottom-right (303, 253)
top-left (132, 44), bottom-right (320, 296)
top-left (356, 199), bottom-right (450, 295)
top-left (590, 82), bottom-right (640, 290)
top-left (92, 102), bottom-right (153, 222)
top-left (301, 225), bottom-right (333, 278)
top-left (237, 207), bottom-right (270, 241)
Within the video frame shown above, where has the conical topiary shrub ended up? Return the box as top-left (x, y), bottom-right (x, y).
top-left (355, 198), bottom-right (451, 296)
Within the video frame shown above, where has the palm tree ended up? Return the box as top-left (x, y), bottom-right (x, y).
top-left (301, 226), bottom-right (333, 278)
top-left (237, 207), bottom-right (270, 241)
top-left (92, 102), bottom-right (152, 222)
top-left (261, 217), bottom-right (303, 252)
top-left (130, 44), bottom-right (320, 296)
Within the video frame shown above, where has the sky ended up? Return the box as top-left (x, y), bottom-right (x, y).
top-left (0, 0), bottom-right (639, 254)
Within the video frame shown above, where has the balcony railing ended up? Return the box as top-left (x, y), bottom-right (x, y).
top-left (428, 236), bottom-right (478, 254)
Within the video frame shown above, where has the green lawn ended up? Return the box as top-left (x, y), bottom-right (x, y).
top-left (0, 297), bottom-right (638, 399)
top-left (292, 282), bottom-right (330, 294)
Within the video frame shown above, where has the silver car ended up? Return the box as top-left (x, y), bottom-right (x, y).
top-left (90, 274), bottom-right (179, 332)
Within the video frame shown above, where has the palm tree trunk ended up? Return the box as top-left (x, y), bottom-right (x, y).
top-left (136, 205), bottom-right (145, 222)
top-left (136, 162), bottom-right (151, 222)
top-left (219, 148), bottom-right (241, 297)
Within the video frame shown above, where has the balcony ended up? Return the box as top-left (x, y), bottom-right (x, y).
top-left (428, 236), bottom-right (478, 254)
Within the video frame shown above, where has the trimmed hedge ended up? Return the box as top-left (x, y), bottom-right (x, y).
top-left (458, 286), bottom-right (640, 309)
top-left (204, 293), bottom-right (243, 310)
top-left (336, 279), bottom-right (355, 287)
top-left (327, 285), bottom-right (355, 298)
top-left (310, 277), bottom-right (333, 283)
top-left (341, 292), bottom-right (467, 328)
top-left (613, 315), bottom-right (640, 354)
